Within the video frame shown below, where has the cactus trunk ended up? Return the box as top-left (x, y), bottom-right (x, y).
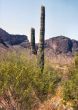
top-left (38, 6), bottom-right (45, 72)
top-left (31, 28), bottom-right (36, 54)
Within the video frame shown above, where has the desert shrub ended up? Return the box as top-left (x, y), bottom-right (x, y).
top-left (0, 51), bottom-right (61, 109)
top-left (63, 54), bottom-right (78, 109)
top-left (32, 66), bottom-right (61, 101)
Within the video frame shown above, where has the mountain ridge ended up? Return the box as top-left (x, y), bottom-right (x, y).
top-left (45, 35), bottom-right (78, 55)
top-left (0, 28), bottom-right (78, 55)
top-left (0, 28), bottom-right (29, 46)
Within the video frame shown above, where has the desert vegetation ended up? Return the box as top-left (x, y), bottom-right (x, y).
top-left (62, 54), bottom-right (78, 110)
top-left (31, 28), bottom-right (36, 55)
top-left (0, 51), bottom-right (61, 110)
top-left (0, 50), bottom-right (78, 110)
top-left (38, 6), bottom-right (45, 72)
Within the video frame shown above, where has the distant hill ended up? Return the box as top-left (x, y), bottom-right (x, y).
top-left (0, 28), bottom-right (78, 55)
top-left (45, 36), bottom-right (78, 55)
top-left (0, 28), bottom-right (29, 46)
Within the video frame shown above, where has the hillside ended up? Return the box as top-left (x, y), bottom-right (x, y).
top-left (0, 28), bottom-right (29, 46)
top-left (0, 28), bottom-right (78, 56)
top-left (45, 36), bottom-right (78, 55)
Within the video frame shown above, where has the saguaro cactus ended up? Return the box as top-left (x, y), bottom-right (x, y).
top-left (31, 28), bottom-right (36, 54)
top-left (38, 6), bottom-right (45, 72)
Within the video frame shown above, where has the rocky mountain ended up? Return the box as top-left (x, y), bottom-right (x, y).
top-left (0, 28), bottom-right (78, 55)
top-left (0, 28), bottom-right (29, 46)
top-left (45, 36), bottom-right (78, 55)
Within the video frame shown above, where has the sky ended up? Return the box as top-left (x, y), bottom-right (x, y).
top-left (0, 0), bottom-right (78, 42)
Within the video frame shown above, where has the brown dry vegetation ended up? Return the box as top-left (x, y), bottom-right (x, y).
top-left (0, 49), bottom-right (77, 110)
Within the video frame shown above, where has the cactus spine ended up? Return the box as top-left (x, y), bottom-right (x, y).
top-left (31, 28), bottom-right (36, 54)
top-left (38, 6), bottom-right (45, 71)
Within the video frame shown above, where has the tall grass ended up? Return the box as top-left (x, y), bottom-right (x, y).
top-left (0, 51), bottom-right (61, 110)
top-left (63, 54), bottom-right (78, 110)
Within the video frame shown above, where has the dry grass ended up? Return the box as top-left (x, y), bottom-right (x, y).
top-left (0, 48), bottom-right (75, 110)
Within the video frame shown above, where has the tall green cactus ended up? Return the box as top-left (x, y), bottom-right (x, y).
top-left (38, 6), bottom-right (45, 72)
top-left (31, 28), bottom-right (36, 54)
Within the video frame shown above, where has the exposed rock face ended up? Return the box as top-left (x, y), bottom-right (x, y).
top-left (45, 36), bottom-right (78, 55)
top-left (0, 28), bottom-right (29, 46)
top-left (72, 40), bottom-right (78, 52)
top-left (0, 28), bottom-right (78, 55)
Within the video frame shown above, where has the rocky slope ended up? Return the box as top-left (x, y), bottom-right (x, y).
top-left (0, 28), bottom-right (29, 46)
top-left (0, 28), bottom-right (78, 55)
top-left (45, 36), bottom-right (78, 55)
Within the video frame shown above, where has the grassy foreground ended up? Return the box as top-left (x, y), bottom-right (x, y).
top-left (0, 51), bottom-right (61, 110)
top-left (0, 51), bottom-right (78, 110)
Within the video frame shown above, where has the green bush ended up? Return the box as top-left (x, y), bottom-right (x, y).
top-left (63, 54), bottom-right (78, 109)
top-left (0, 52), bottom-right (61, 110)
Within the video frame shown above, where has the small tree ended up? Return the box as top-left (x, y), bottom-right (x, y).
top-left (31, 28), bottom-right (37, 54)
top-left (38, 6), bottom-right (45, 72)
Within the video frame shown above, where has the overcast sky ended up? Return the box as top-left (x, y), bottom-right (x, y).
top-left (0, 0), bottom-right (78, 42)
